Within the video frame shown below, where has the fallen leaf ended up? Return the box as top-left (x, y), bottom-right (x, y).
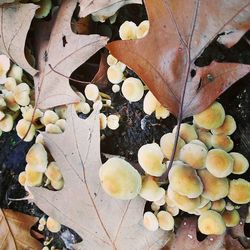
top-left (107, 0), bottom-right (250, 118)
top-left (0, 209), bottom-right (42, 250)
top-left (30, 105), bottom-right (168, 250)
top-left (0, 3), bottom-right (38, 76)
top-left (231, 220), bottom-right (250, 249)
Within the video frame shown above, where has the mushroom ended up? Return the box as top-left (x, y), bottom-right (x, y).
top-left (46, 217), bottom-right (61, 233)
top-left (107, 54), bottom-right (118, 66)
top-left (206, 149), bottom-right (234, 178)
top-left (8, 64), bottom-right (23, 83)
top-left (45, 124), bottom-right (63, 134)
top-left (107, 114), bottom-right (119, 130)
top-left (156, 211), bottom-right (175, 231)
top-left (3, 90), bottom-right (19, 111)
top-left (116, 62), bottom-right (126, 72)
top-left (179, 142), bottom-right (207, 169)
top-left (193, 101), bottom-right (225, 129)
top-left (54, 105), bottom-right (67, 119)
top-left (107, 65), bottom-right (124, 84)
top-left (139, 176), bottom-right (165, 202)
top-left (13, 83), bottom-right (30, 106)
top-left (40, 110), bottom-right (59, 125)
top-left (25, 168), bottom-right (43, 187)
top-left (35, 133), bottom-right (44, 145)
top-left (4, 77), bottom-right (16, 92)
top-left (0, 114), bottom-right (13, 132)
top-left (211, 115), bottom-right (236, 135)
top-left (197, 129), bottom-right (213, 149)
top-left (143, 211), bottom-right (159, 231)
top-left (195, 201), bottom-right (212, 215)
top-left (211, 199), bottom-right (226, 212)
top-left (172, 123), bottom-right (198, 143)
top-left (26, 143), bottom-right (48, 172)
top-left (151, 202), bottom-right (160, 212)
top-left (153, 195), bottom-right (166, 206)
top-left (211, 134), bottom-right (234, 152)
top-left (138, 142), bottom-right (166, 177)
top-left (121, 77), bottom-right (144, 102)
top-left (99, 158), bottom-right (142, 200)
top-left (112, 84), bottom-right (120, 93)
top-left (228, 178), bottom-right (250, 204)
top-left (165, 205), bottom-right (179, 217)
top-left (18, 171), bottom-right (26, 186)
top-left (169, 163), bottom-right (203, 198)
top-left (21, 106), bottom-right (43, 122)
top-left (99, 113), bottom-right (107, 130)
top-left (84, 84), bottom-right (99, 102)
top-left (198, 210), bottom-right (226, 235)
top-left (45, 162), bottom-right (62, 182)
top-left (230, 152), bottom-right (249, 175)
top-left (160, 133), bottom-right (185, 160)
top-left (16, 119), bottom-right (36, 142)
top-left (55, 119), bottom-right (66, 132)
top-left (222, 209), bottom-right (240, 227)
top-left (51, 178), bottom-right (64, 191)
top-left (119, 21), bottom-right (137, 40)
top-left (0, 54), bottom-right (10, 84)
top-left (198, 169), bottom-right (229, 201)
top-left (35, 0), bottom-right (52, 19)
top-left (136, 20), bottom-right (150, 39)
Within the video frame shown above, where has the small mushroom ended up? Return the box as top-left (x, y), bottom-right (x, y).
top-left (112, 84), bottom-right (120, 93)
top-left (198, 210), bottom-right (226, 235)
top-left (4, 77), bottom-right (16, 92)
top-left (138, 143), bottom-right (166, 177)
top-left (54, 105), bottom-right (67, 119)
top-left (156, 211), bottom-right (174, 231)
top-left (99, 113), bottom-right (107, 130)
top-left (107, 114), bottom-right (119, 130)
top-left (119, 21), bottom-right (137, 40)
top-left (143, 211), bottom-right (159, 231)
top-left (0, 114), bottom-right (13, 132)
top-left (99, 158), bottom-right (142, 200)
top-left (228, 178), bottom-right (250, 204)
top-left (211, 199), bottom-right (226, 212)
top-left (84, 84), bottom-right (99, 101)
top-left (45, 162), bottom-right (62, 182)
top-left (211, 134), bottom-right (234, 152)
top-left (107, 54), bottom-right (118, 66)
top-left (35, 0), bottom-right (52, 19)
top-left (136, 20), bottom-right (150, 39)
top-left (3, 90), bottom-right (19, 111)
top-left (230, 152), bottom-right (249, 175)
top-left (16, 119), bottom-right (36, 142)
top-left (40, 110), bottom-right (59, 125)
top-left (198, 169), bottom-right (229, 201)
top-left (165, 205), bottom-right (179, 217)
top-left (195, 201), bottom-right (212, 215)
top-left (18, 171), bottom-right (26, 186)
top-left (121, 77), bottom-right (144, 102)
top-left (193, 101), bottom-right (225, 129)
top-left (169, 163), bottom-right (203, 198)
top-left (154, 195), bottom-right (166, 206)
top-left (151, 202), bottom-right (160, 212)
top-left (206, 149), bottom-right (234, 178)
top-left (51, 178), bottom-right (64, 191)
top-left (197, 129), bottom-right (213, 149)
top-left (211, 115), bottom-right (236, 135)
top-left (55, 119), bottom-right (66, 132)
top-left (35, 133), bottom-right (44, 145)
top-left (46, 217), bottom-right (61, 233)
top-left (8, 64), bottom-right (23, 83)
top-left (25, 168), bottom-right (43, 187)
top-left (13, 83), bottom-right (30, 106)
top-left (45, 124), bottom-right (63, 134)
top-left (160, 133), bottom-right (185, 160)
top-left (222, 209), bottom-right (240, 227)
top-left (21, 106), bottom-right (43, 122)
top-left (107, 65), bottom-right (124, 84)
top-left (172, 123), bottom-right (198, 143)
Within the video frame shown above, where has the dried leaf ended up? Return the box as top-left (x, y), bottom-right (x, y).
top-left (107, 0), bottom-right (250, 118)
top-left (231, 220), bottom-right (250, 249)
top-left (0, 3), bottom-right (38, 76)
top-left (30, 105), bottom-right (168, 250)
top-left (0, 209), bottom-right (42, 250)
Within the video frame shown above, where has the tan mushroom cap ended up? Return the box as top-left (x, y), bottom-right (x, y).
top-left (25, 168), bottom-right (43, 187)
top-left (195, 201), bottom-right (212, 215)
top-left (121, 77), bottom-right (144, 102)
top-left (165, 205), bottom-right (179, 217)
top-left (160, 133), bottom-right (185, 160)
top-left (21, 106), bottom-right (43, 122)
top-left (13, 83), bottom-right (30, 106)
top-left (26, 143), bottom-right (48, 172)
top-left (198, 210), bottom-right (226, 235)
top-left (222, 209), bottom-right (240, 227)
top-left (198, 169), bottom-right (229, 201)
top-left (119, 21), bottom-right (137, 40)
top-left (40, 110), bottom-right (59, 125)
top-left (211, 134), bottom-right (234, 152)
top-left (8, 64), bottom-right (23, 83)
top-left (169, 163), bottom-right (203, 198)
top-left (45, 162), bottom-right (62, 182)
top-left (46, 217), bottom-right (61, 233)
top-left (197, 129), bottom-right (213, 149)
top-left (4, 77), bottom-right (16, 92)
top-left (167, 187), bottom-right (200, 212)
top-left (180, 142), bottom-right (207, 169)
top-left (211, 199), bottom-right (226, 212)
top-left (136, 20), bottom-right (150, 39)
top-left (107, 54), bottom-right (118, 66)
top-left (99, 158), bottom-right (142, 200)
top-left (55, 119), bottom-right (66, 132)
top-left (18, 171), bottom-right (26, 186)
top-left (16, 119), bottom-right (36, 142)
top-left (157, 211), bottom-right (175, 231)
top-left (172, 123), bottom-right (198, 143)
top-left (107, 64), bottom-right (124, 84)
top-left (211, 115), bottom-right (236, 136)
top-left (3, 91), bottom-right (19, 111)
top-left (230, 152), bottom-right (249, 175)
top-left (143, 211), bottom-right (159, 231)
top-left (85, 83), bottom-right (99, 101)
top-left (193, 102), bottom-right (225, 130)
top-left (45, 124), bottom-right (62, 134)
top-left (206, 149), bottom-right (234, 178)
top-left (0, 114), bottom-right (13, 132)
top-left (228, 179), bottom-right (250, 204)
top-left (51, 179), bottom-right (64, 190)
top-left (197, 197), bottom-right (210, 209)
top-left (140, 176), bottom-right (165, 202)
top-left (138, 142), bottom-right (166, 177)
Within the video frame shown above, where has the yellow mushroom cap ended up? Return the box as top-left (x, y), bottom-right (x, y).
top-left (211, 134), bottom-right (234, 152)
top-left (167, 187), bottom-right (200, 212)
top-left (18, 171), bottom-right (26, 186)
top-left (54, 105), bottom-right (67, 119)
top-left (194, 201), bottom-right (212, 215)
top-left (121, 77), bottom-right (144, 102)
top-left (51, 178), bottom-right (64, 191)
top-left (107, 54), bottom-right (118, 66)
top-left (55, 119), bottom-right (66, 132)
top-left (8, 64), bottom-right (23, 83)
top-left (197, 197), bottom-right (210, 209)
top-left (211, 199), bottom-right (226, 212)
top-left (138, 143), bottom-right (166, 177)
top-left (35, 133), bottom-right (44, 145)
top-left (46, 217), bottom-right (61, 233)
top-left (136, 20), bottom-right (150, 39)
top-left (40, 110), bottom-right (59, 125)
top-left (222, 209), bottom-right (240, 227)
top-left (198, 210), bottom-right (226, 235)
top-left (107, 114), bottom-right (119, 130)
top-left (193, 102), bottom-right (225, 130)
top-left (151, 202), bottom-right (160, 212)
top-left (165, 205), bottom-right (179, 217)
top-left (206, 149), bottom-right (234, 178)
top-left (13, 83), bottom-right (30, 106)
top-left (143, 211), bottom-right (159, 231)
top-left (180, 142), bottom-right (207, 169)
top-left (119, 21), bottom-right (137, 40)
top-left (16, 119), bottom-right (36, 142)
top-left (45, 162), bottom-right (62, 182)
top-left (230, 152), bottom-right (249, 175)
top-left (153, 195), bottom-right (166, 206)
top-left (169, 163), bottom-right (203, 198)
top-left (228, 179), bottom-right (250, 204)
top-left (84, 84), bottom-right (99, 101)
top-left (107, 65), bottom-right (124, 84)
top-left (139, 176), bottom-right (165, 202)
top-left (25, 168), bottom-right (43, 187)
top-left (3, 90), bottom-right (19, 111)
top-left (197, 129), bottom-right (213, 149)
top-left (0, 54), bottom-right (10, 83)
top-left (4, 77), bottom-right (16, 92)
top-left (0, 114), bottom-right (13, 132)
top-left (160, 133), bottom-right (185, 160)
top-left (198, 169), bottom-right (229, 201)
top-left (156, 211), bottom-right (174, 231)
top-left (172, 123), bottom-right (198, 143)
top-left (211, 115), bottom-right (236, 136)
top-left (155, 105), bottom-right (170, 120)
top-left (99, 158), bottom-right (142, 200)
top-left (21, 106), bottom-right (43, 122)
top-left (45, 124), bottom-right (63, 134)
top-left (26, 143), bottom-right (48, 172)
